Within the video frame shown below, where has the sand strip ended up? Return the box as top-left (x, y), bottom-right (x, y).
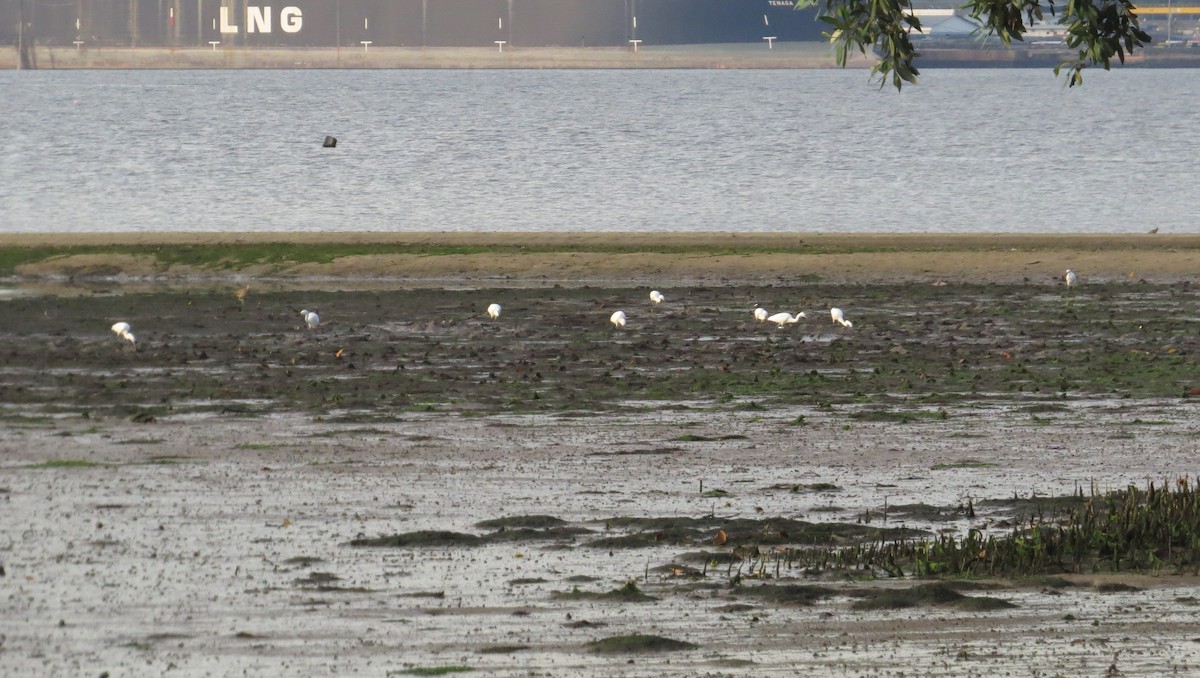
top-left (2, 232), bottom-right (1197, 285)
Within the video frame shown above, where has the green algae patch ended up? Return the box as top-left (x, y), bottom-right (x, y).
top-left (586, 516), bottom-right (926, 549)
top-left (475, 515), bottom-right (566, 529)
top-left (24, 460), bottom-right (105, 469)
top-left (477, 645), bottom-right (529, 654)
top-left (932, 459), bottom-right (997, 470)
top-left (850, 583), bottom-right (969, 610)
top-left (348, 531), bottom-right (484, 548)
top-left (485, 526), bottom-right (591, 542)
top-left (393, 667), bottom-right (475, 676)
top-left (554, 581), bottom-right (657, 603)
top-left (587, 634), bottom-right (698, 654)
top-left (735, 583), bottom-right (836, 606)
top-left (953, 596), bottom-right (1019, 611)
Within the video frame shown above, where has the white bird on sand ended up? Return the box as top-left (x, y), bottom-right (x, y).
top-left (610, 310), bottom-right (627, 329)
top-left (487, 303), bottom-right (502, 319)
top-left (1065, 269), bottom-right (1078, 288)
top-left (830, 307), bottom-right (853, 328)
top-left (767, 311), bottom-right (806, 328)
top-left (300, 309), bottom-right (320, 329)
top-left (649, 290), bottom-right (665, 305)
top-left (753, 306), bottom-right (769, 322)
top-left (111, 321), bottom-right (136, 346)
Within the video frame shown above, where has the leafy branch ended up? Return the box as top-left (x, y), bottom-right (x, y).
top-left (799, 0), bottom-right (1151, 89)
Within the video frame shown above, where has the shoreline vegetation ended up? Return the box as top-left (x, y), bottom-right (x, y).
top-left (3, 232), bottom-right (1199, 287)
top-left (6, 43), bottom-right (1200, 70)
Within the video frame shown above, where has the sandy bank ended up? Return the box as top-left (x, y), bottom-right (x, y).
top-left (3, 232), bottom-right (1197, 287)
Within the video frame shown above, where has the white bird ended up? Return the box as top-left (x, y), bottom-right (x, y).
top-left (610, 310), bottom-right (627, 329)
top-left (767, 311), bottom-right (806, 328)
top-left (487, 303), bottom-right (502, 319)
top-left (753, 306), bottom-right (769, 322)
top-left (300, 309), bottom-right (320, 330)
top-left (1065, 269), bottom-right (1077, 288)
top-left (830, 307), bottom-right (853, 328)
top-left (110, 321), bottom-right (136, 346)
top-left (649, 290), bottom-right (665, 305)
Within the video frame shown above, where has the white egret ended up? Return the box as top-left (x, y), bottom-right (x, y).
top-left (753, 306), bottom-right (769, 322)
top-left (1065, 269), bottom-right (1077, 288)
top-left (110, 321), bottom-right (136, 346)
top-left (610, 310), bottom-right (627, 329)
top-left (830, 307), bottom-right (853, 328)
top-left (767, 311), bottom-right (806, 328)
top-left (300, 309), bottom-right (320, 330)
top-left (649, 290), bottom-right (665, 305)
top-left (487, 303), bottom-right (502, 319)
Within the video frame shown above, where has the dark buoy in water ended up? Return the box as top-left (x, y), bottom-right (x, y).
top-left (323, 135), bottom-right (337, 148)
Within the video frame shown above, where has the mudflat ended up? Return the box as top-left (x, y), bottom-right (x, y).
top-left (2, 233), bottom-right (1200, 676)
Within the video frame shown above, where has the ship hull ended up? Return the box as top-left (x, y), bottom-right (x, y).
top-left (2, 1), bottom-right (825, 48)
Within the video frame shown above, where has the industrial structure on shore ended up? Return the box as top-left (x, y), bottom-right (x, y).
top-left (5, 1), bottom-right (1196, 69)
top-left (2, 0), bottom-right (826, 49)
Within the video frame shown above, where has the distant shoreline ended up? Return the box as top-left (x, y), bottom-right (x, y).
top-left (2, 43), bottom-right (868, 70)
top-left (7, 43), bottom-right (1198, 70)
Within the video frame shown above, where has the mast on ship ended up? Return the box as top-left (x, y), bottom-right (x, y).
top-left (16, 0), bottom-right (36, 69)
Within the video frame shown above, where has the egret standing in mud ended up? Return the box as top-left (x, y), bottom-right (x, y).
top-left (649, 290), bottom-right (665, 305)
top-left (111, 321), bottom-right (136, 346)
top-left (1065, 269), bottom-right (1077, 289)
top-left (487, 303), bottom-right (502, 319)
top-left (300, 309), bottom-right (320, 330)
top-left (830, 308), bottom-right (853, 328)
top-left (767, 311), bottom-right (805, 329)
top-left (610, 310), bottom-right (627, 329)
top-left (753, 306), bottom-right (769, 322)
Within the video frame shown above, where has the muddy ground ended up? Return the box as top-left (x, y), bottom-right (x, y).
top-left (3, 264), bottom-right (1200, 675)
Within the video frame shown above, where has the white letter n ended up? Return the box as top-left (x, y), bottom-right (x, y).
top-left (247, 6), bottom-right (271, 33)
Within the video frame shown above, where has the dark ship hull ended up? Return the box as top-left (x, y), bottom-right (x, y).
top-left (2, 1), bottom-right (825, 48)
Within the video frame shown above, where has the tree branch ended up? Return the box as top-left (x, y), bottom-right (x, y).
top-left (801, 0), bottom-right (1150, 89)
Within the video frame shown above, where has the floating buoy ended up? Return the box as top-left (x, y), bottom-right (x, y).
top-left (323, 135), bottom-right (337, 148)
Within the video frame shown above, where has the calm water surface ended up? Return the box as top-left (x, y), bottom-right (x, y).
top-left (1, 68), bottom-right (1196, 234)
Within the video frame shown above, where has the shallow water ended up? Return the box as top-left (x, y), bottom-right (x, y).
top-left (2, 69), bottom-right (1197, 234)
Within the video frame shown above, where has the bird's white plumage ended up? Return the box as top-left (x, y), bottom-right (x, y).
top-left (111, 321), bottom-right (136, 345)
top-left (487, 303), bottom-right (502, 319)
top-left (753, 307), bottom-right (769, 322)
top-left (609, 310), bottom-right (627, 329)
top-left (649, 290), bottom-right (665, 304)
top-left (830, 307), bottom-right (853, 328)
top-left (1065, 269), bottom-right (1077, 288)
top-left (767, 311), bottom-right (805, 327)
top-left (300, 309), bottom-right (320, 329)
